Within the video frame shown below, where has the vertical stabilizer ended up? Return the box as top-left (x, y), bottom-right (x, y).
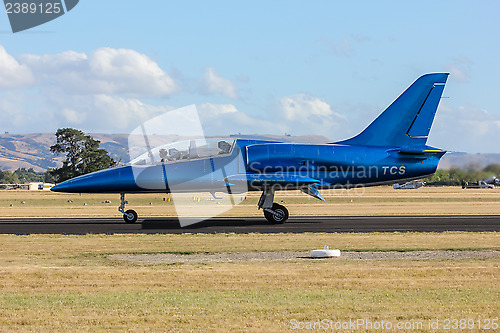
top-left (336, 73), bottom-right (448, 147)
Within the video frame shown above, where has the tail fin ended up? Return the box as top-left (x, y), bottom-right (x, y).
top-left (336, 73), bottom-right (449, 147)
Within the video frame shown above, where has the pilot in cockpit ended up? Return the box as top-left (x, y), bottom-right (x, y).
top-left (159, 149), bottom-right (168, 162)
top-left (218, 140), bottom-right (231, 154)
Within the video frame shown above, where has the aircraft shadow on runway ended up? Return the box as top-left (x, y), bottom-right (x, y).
top-left (141, 217), bottom-right (274, 229)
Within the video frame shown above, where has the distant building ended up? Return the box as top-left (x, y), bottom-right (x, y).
top-left (28, 183), bottom-right (55, 191)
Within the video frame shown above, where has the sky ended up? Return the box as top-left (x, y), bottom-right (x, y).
top-left (0, 0), bottom-right (498, 153)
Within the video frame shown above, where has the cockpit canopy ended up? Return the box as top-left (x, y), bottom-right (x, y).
top-left (129, 139), bottom-right (236, 166)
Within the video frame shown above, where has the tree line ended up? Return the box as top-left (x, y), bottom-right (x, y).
top-left (423, 164), bottom-right (500, 186)
top-left (0, 168), bottom-right (54, 184)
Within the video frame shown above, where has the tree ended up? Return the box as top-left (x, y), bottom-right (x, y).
top-left (0, 171), bottom-right (18, 184)
top-left (483, 164), bottom-right (500, 176)
top-left (49, 128), bottom-right (116, 182)
top-left (14, 168), bottom-right (44, 183)
top-left (0, 171), bottom-right (19, 184)
top-left (44, 171), bottom-right (55, 184)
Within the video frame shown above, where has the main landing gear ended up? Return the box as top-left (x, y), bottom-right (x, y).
top-left (258, 188), bottom-right (289, 224)
top-left (119, 193), bottom-right (138, 224)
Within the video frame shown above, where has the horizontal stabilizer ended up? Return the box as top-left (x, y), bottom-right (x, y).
top-left (398, 148), bottom-right (446, 155)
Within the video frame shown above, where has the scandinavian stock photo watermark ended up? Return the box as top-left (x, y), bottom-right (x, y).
top-left (289, 318), bottom-right (499, 331)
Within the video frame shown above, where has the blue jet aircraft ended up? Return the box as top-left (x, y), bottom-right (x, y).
top-left (51, 73), bottom-right (449, 224)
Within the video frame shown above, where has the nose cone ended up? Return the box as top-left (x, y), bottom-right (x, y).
top-left (50, 179), bottom-right (76, 192)
top-left (51, 166), bottom-right (140, 193)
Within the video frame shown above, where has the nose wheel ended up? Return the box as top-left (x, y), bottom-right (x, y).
top-left (123, 209), bottom-right (138, 224)
top-left (119, 193), bottom-right (139, 224)
top-left (264, 203), bottom-right (289, 224)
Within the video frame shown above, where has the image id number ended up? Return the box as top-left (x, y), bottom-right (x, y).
top-left (5, 2), bottom-right (62, 14)
top-left (442, 318), bottom-right (498, 330)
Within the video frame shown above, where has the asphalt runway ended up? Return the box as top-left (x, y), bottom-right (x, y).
top-left (0, 215), bottom-right (498, 234)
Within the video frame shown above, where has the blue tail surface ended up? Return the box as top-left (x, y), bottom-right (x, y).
top-left (336, 73), bottom-right (448, 147)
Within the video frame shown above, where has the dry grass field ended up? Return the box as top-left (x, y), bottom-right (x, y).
top-left (0, 187), bottom-right (498, 332)
top-left (0, 233), bottom-right (498, 332)
top-left (0, 186), bottom-right (499, 218)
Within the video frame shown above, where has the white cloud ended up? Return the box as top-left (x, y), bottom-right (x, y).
top-left (198, 103), bottom-right (238, 117)
top-left (278, 93), bottom-right (338, 120)
top-left (0, 91), bottom-right (27, 126)
top-left (83, 95), bottom-right (176, 132)
top-left (88, 48), bottom-right (177, 96)
top-left (21, 50), bottom-right (88, 73)
top-left (0, 90), bottom-right (60, 131)
top-left (196, 103), bottom-right (279, 136)
top-left (0, 46), bottom-right (180, 133)
top-left (199, 67), bottom-right (238, 99)
top-left (0, 90), bottom-right (177, 134)
top-left (19, 47), bottom-right (177, 97)
top-left (428, 103), bottom-right (500, 153)
top-left (445, 57), bottom-right (473, 83)
top-left (275, 94), bottom-right (349, 138)
top-left (92, 95), bottom-right (149, 130)
top-left (62, 108), bottom-right (85, 125)
top-left (0, 45), bottom-right (34, 89)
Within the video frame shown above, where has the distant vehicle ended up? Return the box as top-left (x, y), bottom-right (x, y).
top-left (52, 73), bottom-right (450, 224)
top-left (484, 176), bottom-right (500, 186)
top-left (0, 184), bottom-right (23, 190)
top-left (393, 180), bottom-right (425, 189)
top-left (462, 180), bottom-right (496, 189)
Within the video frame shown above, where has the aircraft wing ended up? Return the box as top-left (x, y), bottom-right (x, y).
top-left (226, 173), bottom-right (330, 187)
top-left (226, 173), bottom-right (329, 201)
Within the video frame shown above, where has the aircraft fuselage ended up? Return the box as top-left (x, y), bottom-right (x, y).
top-left (51, 139), bottom-right (443, 194)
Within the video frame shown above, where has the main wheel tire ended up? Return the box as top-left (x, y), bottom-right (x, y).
top-left (264, 203), bottom-right (289, 224)
top-left (123, 209), bottom-right (138, 224)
